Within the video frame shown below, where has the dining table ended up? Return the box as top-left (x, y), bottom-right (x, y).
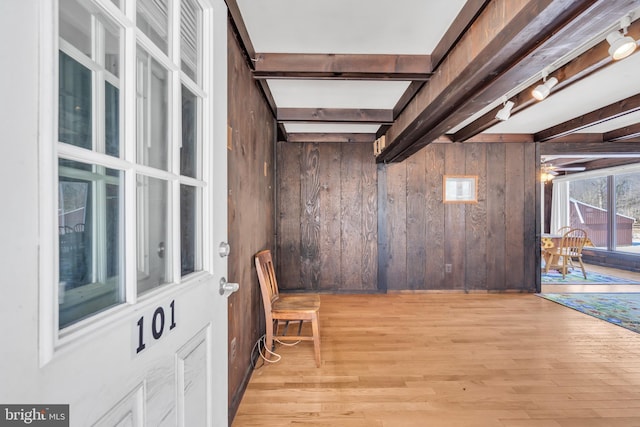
top-left (541, 232), bottom-right (593, 272)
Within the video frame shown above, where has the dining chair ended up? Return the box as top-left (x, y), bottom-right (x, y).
top-left (544, 228), bottom-right (588, 279)
top-left (254, 249), bottom-right (321, 367)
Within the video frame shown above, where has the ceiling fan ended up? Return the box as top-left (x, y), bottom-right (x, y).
top-left (541, 163), bottom-right (586, 176)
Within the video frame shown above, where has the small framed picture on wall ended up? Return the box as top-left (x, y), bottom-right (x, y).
top-left (443, 175), bottom-right (478, 204)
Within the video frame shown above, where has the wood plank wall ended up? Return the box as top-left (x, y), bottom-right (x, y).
top-left (379, 142), bottom-right (538, 292)
top-left (227, 22), bottom-right (276, 420)
top-left (276, 140), bottom-right (538, 293)
top-left (276, 141), bottom-right (378, 292)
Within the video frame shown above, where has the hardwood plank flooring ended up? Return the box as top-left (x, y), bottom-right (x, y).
top-left (542, 263), bottom-right (640, 293)
top-left (232, 293), bottom-right (640, 427)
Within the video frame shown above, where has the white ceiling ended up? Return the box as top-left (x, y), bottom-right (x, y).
top-left (234, 1), bottom-right (640, 145)
top-left (236, 0), bottom-right (467, 135)
top-left (488, 47), bottom-right (640, 134)
top-left (236, 0), bottom-right (467, 54)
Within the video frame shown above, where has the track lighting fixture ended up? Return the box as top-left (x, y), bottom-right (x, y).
top-left (606, 15), bottom-right (637, 60)
top-left (495, 97), bottom-right (514, 121)
top-left (532, 70), bottom-right (558, 101)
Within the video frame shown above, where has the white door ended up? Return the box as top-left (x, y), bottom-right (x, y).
top-left (0, 0), bottom-right (230, 426)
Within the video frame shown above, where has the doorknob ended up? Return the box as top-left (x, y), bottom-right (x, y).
top-left (219, 277), bottom-right (239, 297)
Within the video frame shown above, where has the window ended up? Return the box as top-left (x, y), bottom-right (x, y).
top-left (554, 166), bottom-right (640, 254)
top-left (613, 172), bottom-right (640, 253)
top-left (57, 0), bottom-right (205, 328)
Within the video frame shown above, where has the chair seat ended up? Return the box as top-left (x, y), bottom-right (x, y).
top-left (273, 294), bottom-right (320, 312)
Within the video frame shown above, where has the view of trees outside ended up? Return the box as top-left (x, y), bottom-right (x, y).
top-left (569, 172), bottom-right (640, 252)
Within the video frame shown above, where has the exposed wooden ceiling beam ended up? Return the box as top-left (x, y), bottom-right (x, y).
top-left (225, 0), bottom-right (256, 65)
top-left (430, 0), bottom-right (491, 69)
top-left (277, 108), bottom-right (393, 124)
top-left (540, 141), bottom-right (640, 156)
top-left (535, 93), bottom-right (640, 142)
top-left (583, 157), bottom-right (640, 170)
top-left (252, 53), bottom-right (432, 80)
top-left (379, 0), bottom-right (619, 163)
top-left (452, 20), bottom-right (640, 142)
top-left (604, 122), bottom-right (640, 142)
top-left (287, 133), bottom-right (376, 143)
top-left (462, 133), bottom-right (534, 143)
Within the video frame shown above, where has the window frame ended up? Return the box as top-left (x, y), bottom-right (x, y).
top-left (552, 163), bottom-right (640, 253)
top-left (39, 0), bottom-right (214, 365)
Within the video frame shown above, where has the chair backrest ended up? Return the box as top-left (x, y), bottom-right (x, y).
top-left (560, 228), bottom-right (588, 254)
top-left (255, 250), bottom-right (279, 318)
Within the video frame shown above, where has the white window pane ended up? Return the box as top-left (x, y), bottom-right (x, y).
top-left (58, 159), bottom-right (124, 328)
top-left (105, 82), bottom-right (120, 157)
top-left (137, 0), bottom-right (168, 54)
top-left (180, 185), bottom-right (200, 276)
top-left (615, 173), bottom-right (640, 253)
top-left (181, 86), bottom-right (199, 178)
top-left (569, 177), bottom-right (608, 248)
top-left (59, 0), bottom-right (92, 58)
top-left (104, 20), bottom-right (120, 77)
top-left (180, 0), bottom-right (200, 82)
top-left (59, 52), bottom-right (92, 149)
top-left (137, 175), bottom-right (170, 294)
top-left (137, 48), bottom-right (169, 170)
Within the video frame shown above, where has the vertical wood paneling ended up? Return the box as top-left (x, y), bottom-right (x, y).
top-left (340, 144), bottom-right (363, 289)
top-left (277, 142), bottom-right (378, 292)
top-left (486, 144), bottom-right (507, 291)
top-left (465, 143), bottom-right (487, 291)
top-left (406, 150), bottom-right (427, 290)
top-left (300, 143), bottom-right (321, 290)
top-left (318, 143), bottom-right (341, 290)
top-left (425, 144), bottom-right (445, 289)
top-left (360, 144), bottom-right (378, 291)
top-left (377, 164), bottom-right (389, 292)
top-left (227, 23), bottom-right (275, 421)
top-left (385, 161), bottom-right (407, 291)
top-left (277, 141), bottom-right (302, 290)
top-left (505, 144), bottom-right (526, 290)
top-left (524, 142), bottom-right (538, 292)
top-left (444, 144), bottom-right (466, 290)
top-left (276, 140), bottom-right (538, 294)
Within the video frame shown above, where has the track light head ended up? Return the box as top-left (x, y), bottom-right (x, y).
top-left (606, 30), bottom-right (637, 60)
top-left (532, 76), bottom-right (558, 101)
top-left (607, 14), bottom-right (638, 60)
top-left (495, 100), bottom-right (514, 121)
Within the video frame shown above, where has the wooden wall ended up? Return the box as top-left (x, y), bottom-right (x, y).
top-left (379, 142), bottom-right (538, 292)
top-left (227, 23), bottom-right (275, 420)
top-left (276, 141), bottom-right (378, 292)
top-left (276, 140), bottom-right (538, 293)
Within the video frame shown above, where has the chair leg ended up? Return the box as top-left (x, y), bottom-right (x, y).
top-left (265, 319), bottom-right (275, 361)
top-left (311, 313), bottom-right (321, 368)
top-left (577, 257), bottom-right (587, 279)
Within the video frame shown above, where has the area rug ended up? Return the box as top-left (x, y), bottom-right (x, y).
top-left (538, 293), bottom-right (640, 334)
top-left (541, 269), bottom-right (640, 284)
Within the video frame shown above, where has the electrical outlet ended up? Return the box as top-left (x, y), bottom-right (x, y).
top-left (445, 264), bottom-right (452, 273)
top-left (230, 337), bottom-right (237, 360)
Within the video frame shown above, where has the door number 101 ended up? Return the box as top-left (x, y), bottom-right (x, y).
top-left (136, 300), bottom-right (176, 354)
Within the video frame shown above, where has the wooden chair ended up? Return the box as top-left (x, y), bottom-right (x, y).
top-left (544, 228), bottom-right (588, 279)
top-left (254, 249), bottom-right (321, 367)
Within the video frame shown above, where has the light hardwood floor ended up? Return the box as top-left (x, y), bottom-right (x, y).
top-left (542, 263), bottom-right (640, 293)
top-left (233, 293), bottom-right (640, 427)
